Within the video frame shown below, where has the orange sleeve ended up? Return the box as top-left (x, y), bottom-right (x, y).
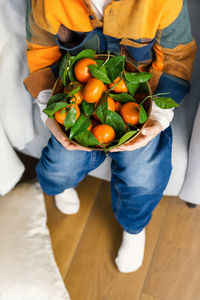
top-left (24, 0), bottom-right (62, 98)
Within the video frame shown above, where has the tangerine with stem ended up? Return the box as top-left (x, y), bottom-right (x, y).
top-left (64, 82), bottom-right (84, 105)
top-left (108, 76), bottom-right (128, 93)
top-left (55, 103), bottom-right (80, 125)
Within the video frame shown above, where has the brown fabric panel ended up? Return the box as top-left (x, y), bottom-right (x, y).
top-left (162, 40), bottom-right (197, 81)
top-left (32, 0), bottom-right (55, 34)
top-left (29, 9), bottom-right (56, 46)
top-left (120, 38), bottom-right (154, 48)
top-left (84, 0), bottom-right (103, 29)
top-left (23, 68), bottom-right (56, 99)
top-left (149, 69), bottom-right (162, 94)
top-left (149, 70), bottom-right (162, 94)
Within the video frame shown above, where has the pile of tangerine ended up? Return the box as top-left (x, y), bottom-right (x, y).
top-left (54, 57), bottom-right (141, 145)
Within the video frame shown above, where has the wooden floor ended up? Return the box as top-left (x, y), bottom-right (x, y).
top-left (44, 176), bottom-right (200, 300)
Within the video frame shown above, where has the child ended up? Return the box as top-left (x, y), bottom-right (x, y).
top-left (24, 0), bottom-right (196, 273)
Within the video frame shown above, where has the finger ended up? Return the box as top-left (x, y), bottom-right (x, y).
top-left (110, 135), bottom-right (151, 152)
top-left (61, 140), bottom-right (92, 151)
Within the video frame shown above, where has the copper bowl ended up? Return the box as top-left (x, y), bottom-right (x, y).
top-left (52, 54), bottom-right (152, 150)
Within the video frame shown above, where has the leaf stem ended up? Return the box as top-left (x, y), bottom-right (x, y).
top-left (105, 77), bottom-right (123, 94)
top-left (138, 95), bottom-right (152, 109)
top-left (103, 51), bottom-right (111, 66)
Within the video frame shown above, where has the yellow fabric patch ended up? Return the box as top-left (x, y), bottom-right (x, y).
top-left (32, 0), bottom-right (92, 34)
top-left (26, 42), bottom-right (61, 74)
top-left (103, 0), bottom-right (183, 40)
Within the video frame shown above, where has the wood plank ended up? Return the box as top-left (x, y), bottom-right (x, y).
top-left (65, 181), bottom-right (169, 300)
top-left (140, 293), bottom-right (162, 300)
top-left (143, 197), bottom-right (200, 300)
top-left (44, 175), bottom-right (102, 278)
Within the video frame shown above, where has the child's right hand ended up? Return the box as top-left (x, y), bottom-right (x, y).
top-left (36, 90), bottom-right (91, 151)
top-left (45, 118), bottom-right (92, 151)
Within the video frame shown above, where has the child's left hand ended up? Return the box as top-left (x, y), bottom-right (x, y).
top-left (109, 119), bottom-right (163, 152)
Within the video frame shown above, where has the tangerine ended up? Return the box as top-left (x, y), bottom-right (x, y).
top-left (108, 76), bottom-right (128, 93)
top-left (92, 124), bottom-right (116, 144)
top-left (64, 82), bottom-right (84, 105)
top-left (83, 78), bottom-right (105, 103)
top-left (54, 103), bottom-right (80, 125)
top-left (107, 97), bottom-right (116, 111)
top-left (120, 102), bottom-right (140, 125)
top-left (93, 96), bottom-right (115, 120)
top-left (87, 123), bottom-right (92, 131)
top-left (74, 58), bottom-right (97, 83)
top-left (103, 85), bottom-right (108, 93)
top-left (115, 101), bottom-right (122, 112)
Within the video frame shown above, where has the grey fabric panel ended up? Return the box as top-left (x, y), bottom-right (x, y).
top-left (159, 0), bottom-right (193, 49)
top-left (178, 0), bottom-right (200, 202)
top-left (21, 104), bottom-right (50, 158)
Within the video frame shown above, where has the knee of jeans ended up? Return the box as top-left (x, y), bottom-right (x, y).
top-left (118, 165), bottom-right (172, 194)
top-left (36, 162), bottom-right (85, 188)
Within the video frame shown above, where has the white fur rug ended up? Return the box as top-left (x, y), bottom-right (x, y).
top-left (0, 0), bottom-right (35, 196)
top-left (0, 180), bottom-right (70, 300)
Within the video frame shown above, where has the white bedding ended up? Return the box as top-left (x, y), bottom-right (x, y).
top-left (0, 0), bottom-right (34, 195)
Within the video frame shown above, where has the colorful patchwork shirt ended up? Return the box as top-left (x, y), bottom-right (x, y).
top-left (24, 0), bottom-right (196, 104)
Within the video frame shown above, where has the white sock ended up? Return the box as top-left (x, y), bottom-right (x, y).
top-left (115, 229), bottom-right (145, 273)
top-left (55, 188), bottom-right (80, 215)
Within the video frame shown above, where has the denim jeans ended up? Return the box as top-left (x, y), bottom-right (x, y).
top-left (36, 126), bottom-right (172, 234)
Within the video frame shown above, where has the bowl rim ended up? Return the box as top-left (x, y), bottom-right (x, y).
top-left (51, 54), bottom-right (152, 150)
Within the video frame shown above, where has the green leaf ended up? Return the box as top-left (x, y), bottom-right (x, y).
top-left (43, 102), bottom-right (68, 118)
top-left (69, 49), bottom-right (96, 82)
top-left (75, 130), bottom-right (100, 147)
top-left (64, 107), bottom-right (77, 130)
top-left (104, 56), bottom-right (125, 81)
top-left (59, 53), bottom-right (70, 86)
top-left (106, 110), bottom-right (126, 136)
top-left (139, 105), bottom-right (148, 124)
top-left (125, 72), bottom-right (152, 83)
top-left (95, 60), bottom-right (104, 66)
top-left (82, 100), bottom-right (95, 117)
top-left (98, 64), bottom-right (108, 75)
top-left (67, 56), bottom-right (75, 82)
top-left (69, 115), bottom-right (91, 139)
top-left (66, 86), bottom-right (81, 98)
top-left (88, 64), bottom-right (111, 84)
top-left (153, 97), bottom-right (179, 109)
top-left (136, 82), bottom-right (149, 94)
top-left (109, 93), bottom-right (136, 103)
top-left (95, 98), bottom-right (108, 124)
top-left (108, 130), bottom-right (137, 150)
top-left (118, 130), bottom-right (138, 145)
top-left (47, 93), bottom-right (66, 106)
top-left (125, 81), bottom-right (140, 96)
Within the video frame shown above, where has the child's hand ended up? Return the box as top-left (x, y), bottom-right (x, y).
top-left (109, 119), bottom-right (163, 152)
top-left (46, 118), bottom-right (92, 151)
